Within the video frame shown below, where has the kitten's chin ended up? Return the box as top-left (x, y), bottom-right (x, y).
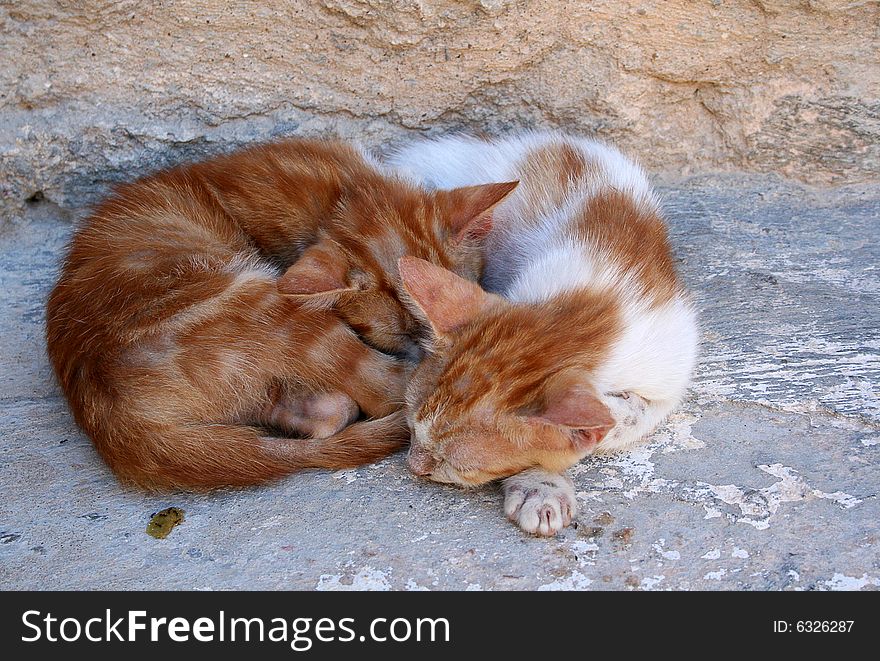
top-left (428, 462), bottom-right (500, 488)
top-left (427, 462), bottom-right (486, 487)
top-left (426, 461), bottom-right (464, 485)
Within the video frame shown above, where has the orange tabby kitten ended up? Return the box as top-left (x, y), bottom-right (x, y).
top-left (46, 138), bottom-right (516, 490)
top-left (390, 132), bottom-right (698, 535)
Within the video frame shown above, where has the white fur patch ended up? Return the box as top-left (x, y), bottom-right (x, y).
top-left (505, 237), bottom-right (620, 303)
top-left (593, 294), bottom-right (698, 452)
top-left (389, 130), bottom-right (655, 202)
top-left (412, 418), bottom-right (432, 452)
top-left (598, 296), bottom-right (699, 400)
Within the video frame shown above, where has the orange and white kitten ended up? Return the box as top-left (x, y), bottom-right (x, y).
top-left (47, 138), bottom-right (516, 490)
top-left (389, 132), bottom-right (699, 535)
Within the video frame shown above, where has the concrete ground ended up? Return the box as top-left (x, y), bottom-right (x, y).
top-left (1, 173), bottom-right (877, 590)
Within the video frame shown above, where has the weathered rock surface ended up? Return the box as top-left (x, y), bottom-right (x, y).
top-left (2, 176), bottom-right (877, 590)
top-left (2, 0), bottom-right (879, 221)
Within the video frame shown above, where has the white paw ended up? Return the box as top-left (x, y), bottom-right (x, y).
top-left (502, 469), bottom-right (577, 537)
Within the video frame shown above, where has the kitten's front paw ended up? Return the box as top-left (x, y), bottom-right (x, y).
top-left (502, 469), bottom-right (577, 537)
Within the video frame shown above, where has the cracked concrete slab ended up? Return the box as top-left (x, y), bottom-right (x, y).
top-left (0, 174), bottom-right (877, 590)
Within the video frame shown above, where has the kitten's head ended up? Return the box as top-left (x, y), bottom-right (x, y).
top-left (398, 257), bottom-right (619, 486)
top-left (277, 179), bottom-right (518, 358)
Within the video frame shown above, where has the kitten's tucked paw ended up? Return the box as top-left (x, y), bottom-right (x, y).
top-left (262, 390), bottom-right (359, 438)
top-left (299, 392), bottom-right (360, 438)
top-left (502, 469), bottom-right (577, 537)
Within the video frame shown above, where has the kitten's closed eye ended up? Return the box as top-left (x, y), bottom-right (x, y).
top-left (401, 341), bottom-right (425, 362)
top-left (366, 330), bottom-right (423, 362)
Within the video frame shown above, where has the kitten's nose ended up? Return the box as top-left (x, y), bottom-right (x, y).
top-left (407, 448), bottom-right (438, 476)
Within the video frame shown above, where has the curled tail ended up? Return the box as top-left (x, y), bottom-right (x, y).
top-left (100, 412), bottom-right (410, 490)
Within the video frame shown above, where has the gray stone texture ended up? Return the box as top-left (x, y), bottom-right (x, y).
top-left (1, 176), bottom-right (877, 590)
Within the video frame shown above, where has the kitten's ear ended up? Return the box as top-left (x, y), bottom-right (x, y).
top-left (438, 181), bottom-right (519, 243)
top-left (525, 386), bottom-right (615, 453)
top-left (278, 242), bottom-right (356, 303)
top-left (398, 256), bottom-right (493, 336)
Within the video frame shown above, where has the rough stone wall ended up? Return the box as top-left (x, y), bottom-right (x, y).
top-left (2, 0), bottom-right (878, 220)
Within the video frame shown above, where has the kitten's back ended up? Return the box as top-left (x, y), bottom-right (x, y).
top-left (390, 132), bottom-right (660, 292)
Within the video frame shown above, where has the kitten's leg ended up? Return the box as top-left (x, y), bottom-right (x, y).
top-left (502, 468), bottom-right (577, 537)
top-left (260, 387), bottom-right (359, 439)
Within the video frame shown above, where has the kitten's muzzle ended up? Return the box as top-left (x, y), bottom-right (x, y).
top-left (406, 447), bottom-right (438, 477)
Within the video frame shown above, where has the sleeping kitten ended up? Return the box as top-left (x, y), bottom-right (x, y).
top-left (46, 138), bottom-right (516, 490)
top-left (389, 132), bottom-right (698, 536)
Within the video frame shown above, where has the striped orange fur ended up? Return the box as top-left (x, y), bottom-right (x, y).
top-left (46, 138), bottom-right (516, 490)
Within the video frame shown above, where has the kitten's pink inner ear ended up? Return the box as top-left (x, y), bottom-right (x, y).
top-left (278, 245), bottom-right (349, 295)
top-left (531, 388), bottom-right (615, 452)
top-left (442, 181), bottom-right (519, 243)
top-left (398, 256), bottom-right (489, 334)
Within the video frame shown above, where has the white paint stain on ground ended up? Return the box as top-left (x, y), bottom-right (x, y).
top-left (332, 469), bottom-right (359, 485)
top-left (538, 570), bottom-right (594, 591)
top-left (560, 393), bottom-right (871, 589)
top-left (316, 565), bottom-right (392, 591)
top-left (659, 413), bottom-right (706, 454)
top-left (574, 408), bottom-right (865, 553)
top-left (695, 334), bottom-right (880, 423)
top-left (639, 575), bottom-right (666, 591)
top-left (576, 415), bottom-right (699, 501)
top-left (572, 540), bottom-right (600, 556)
top-left (537, 538), bottom-right (601, 591)
top-left (606, 444), bottom-right (660, 500)
top-left (652, 538), bottom-right (681, 561)
top-left (698, 463), bottom-right (862, 530)
top-left (703, 504), bottom-right (723, 519)
top-left (822, 573), bottom-right (880, 591)
top-left (404, 579), bottom-right (430, 591)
